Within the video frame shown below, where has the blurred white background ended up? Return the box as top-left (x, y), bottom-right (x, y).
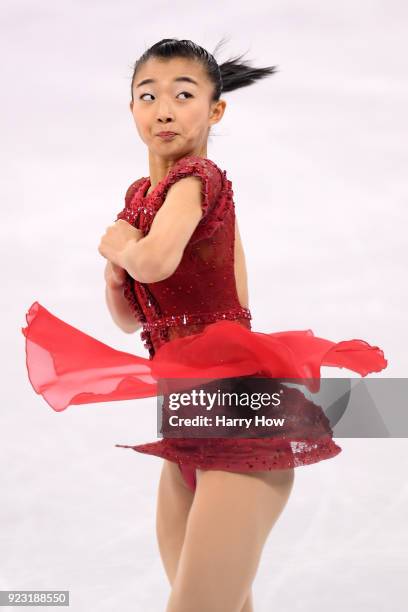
top-left (1, 0), bottom-right (407, 610)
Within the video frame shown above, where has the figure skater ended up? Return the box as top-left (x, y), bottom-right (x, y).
top-left (22, 38), bottom-right (388, 612)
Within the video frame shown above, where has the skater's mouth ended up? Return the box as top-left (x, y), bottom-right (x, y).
top-left (156, 131), bottom-right (178, 140)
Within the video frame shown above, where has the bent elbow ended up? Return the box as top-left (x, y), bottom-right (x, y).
top-left (121, 321), bottom-right (142, 334)
top-left (139, 260), bottom-right (175, 283)
top-left (134, 254), bottom-right (175, 283)
top-left (135, 240), bottom-right (180, 283)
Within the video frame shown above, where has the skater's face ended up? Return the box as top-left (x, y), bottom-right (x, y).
top-left (130, 57), bottom-right (226, 157)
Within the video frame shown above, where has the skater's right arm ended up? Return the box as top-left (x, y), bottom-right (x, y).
top-left (104, 261), bottom-right (142, 333)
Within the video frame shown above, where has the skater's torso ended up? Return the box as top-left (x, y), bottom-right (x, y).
top-left (116, 155), bottom-right (252, 358)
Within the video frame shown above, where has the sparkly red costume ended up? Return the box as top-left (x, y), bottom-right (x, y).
top-left (22, 154), bottom-right (388, 492)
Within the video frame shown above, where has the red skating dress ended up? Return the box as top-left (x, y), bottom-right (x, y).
top-left (22, 154), bottom-right (388, 492)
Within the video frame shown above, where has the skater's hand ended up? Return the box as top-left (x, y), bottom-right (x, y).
top-left (98, 220), bottom-right (144, 269)
top-left (104, 261), bottom-right (127, 289)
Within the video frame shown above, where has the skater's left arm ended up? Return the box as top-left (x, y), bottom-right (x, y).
top-left (119, 176), bottom-right (205, 283)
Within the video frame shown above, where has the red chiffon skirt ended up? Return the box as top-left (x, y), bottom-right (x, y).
top-left (22, 301), bottom-right (388, 489)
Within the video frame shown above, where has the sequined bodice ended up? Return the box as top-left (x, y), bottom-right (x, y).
top-left (115, 155), bottom-right (252, 358)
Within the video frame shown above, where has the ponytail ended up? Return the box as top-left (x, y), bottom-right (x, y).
top-left (214, 36), bottom-right (278, 96)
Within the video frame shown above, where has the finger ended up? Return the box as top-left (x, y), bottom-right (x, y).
top-left (98, 244), bottom-right (109, 259)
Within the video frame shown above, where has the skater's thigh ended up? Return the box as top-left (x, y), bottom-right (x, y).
top-left (195, 467), bottom-right (295, 541)
top-left (156, 460), bottom-right (194, 534)
top-left (167, 468), bottom-right (294, 612)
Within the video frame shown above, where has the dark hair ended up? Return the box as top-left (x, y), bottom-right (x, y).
top-left (130, 37), bottom-right (279, 102)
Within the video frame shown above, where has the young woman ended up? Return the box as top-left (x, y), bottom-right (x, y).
top-left (22, 39), bottom-right (388, 612)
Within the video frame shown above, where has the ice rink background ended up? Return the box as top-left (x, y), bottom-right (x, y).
top-left (1, 0), bottom-right (407, 610)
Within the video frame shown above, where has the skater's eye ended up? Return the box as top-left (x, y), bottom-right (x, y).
top-left (177, 91), bottom-right (193, 99)
top-left (139, 93), bottom-right (154, 101)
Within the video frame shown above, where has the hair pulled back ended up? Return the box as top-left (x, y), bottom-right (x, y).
top-left (130, 37), bottom-right (278, 102)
